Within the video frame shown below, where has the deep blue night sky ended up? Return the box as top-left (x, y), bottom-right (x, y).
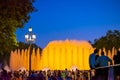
top-left (16, 0), bottom-right (120, 48)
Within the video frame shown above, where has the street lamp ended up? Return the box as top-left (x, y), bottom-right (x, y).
top-left (25, 27), bottom-right (36, 76)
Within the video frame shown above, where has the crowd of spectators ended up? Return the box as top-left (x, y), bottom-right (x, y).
top-left (0, 68), bottom-right (89, 80)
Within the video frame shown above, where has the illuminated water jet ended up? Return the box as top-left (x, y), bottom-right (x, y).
top-left (10, 40), bottom-right (116, 71)
top-left (40, 40), bottom-right (94, 70)
top-left (10, 40), bottom-right (94, 71)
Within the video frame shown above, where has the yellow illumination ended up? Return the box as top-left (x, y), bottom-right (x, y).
top-left (10, 40), bottom-right (95, 71)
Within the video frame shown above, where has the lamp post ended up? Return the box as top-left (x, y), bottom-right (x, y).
top-left (25, 27), bottom-right (36, 76)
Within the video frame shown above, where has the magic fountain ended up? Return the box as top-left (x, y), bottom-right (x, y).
top-left (10, 40), bottom-right (115, 71)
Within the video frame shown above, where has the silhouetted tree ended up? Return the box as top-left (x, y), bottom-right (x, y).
top-left (93, 30), bottom-right (120, 51)
top-left (0, 0), bottom-right (36, 65)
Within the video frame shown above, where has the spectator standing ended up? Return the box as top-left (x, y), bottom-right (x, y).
top-left (95, 51), bottom-right (112, 80)
top-left (89, 49), bottom-right (98, 80)
top-left (113, 50), bottom-right (120, 80)
top-left (89, 49), bottom-right (98, 69)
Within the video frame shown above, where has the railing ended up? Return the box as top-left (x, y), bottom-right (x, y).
top-left (89, 64), bottom-right (120, 80)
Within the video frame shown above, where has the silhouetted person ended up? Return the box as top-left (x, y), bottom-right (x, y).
top-left (89, 49), bottom-right (98, 80)
top-left (1, 68), bottom-right (9, 80)
top-left (94, 53), bottom-right (100, 79)
top-left (89, 49), bottom-right (98, 69)
top-left (95, 51), bottom-right (112, 80)
top-left (113, 50), bottom-right (120, 80)
top-left (38, 70), bottom-right (45, 80)
top-left (95, 54), bottom-right (99, 67)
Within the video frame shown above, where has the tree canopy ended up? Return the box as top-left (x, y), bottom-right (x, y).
top-left (0, 0), bottom-right (36, 64)
top-left (93, 30), bottom-right (120, 51)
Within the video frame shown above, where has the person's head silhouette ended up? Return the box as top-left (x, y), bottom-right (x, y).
top-left (94, 49), bottom-right (98, 54)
